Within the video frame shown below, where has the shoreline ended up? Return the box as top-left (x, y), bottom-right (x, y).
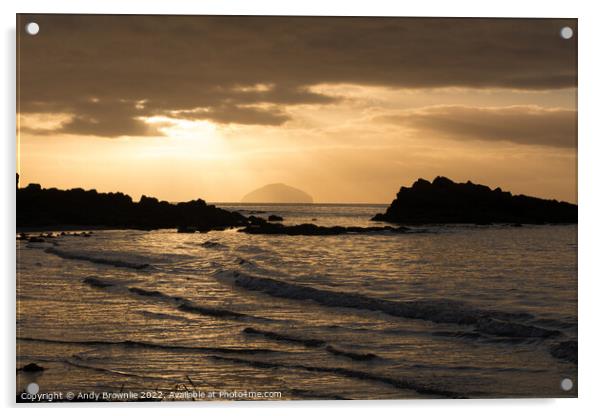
top-left (16, 222), bottom-right (577, 235)
top-left (16, 225), bottom-right (174, 233)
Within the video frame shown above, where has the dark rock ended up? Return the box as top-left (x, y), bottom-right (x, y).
top-left (27, 237), bottom-right (45, 243)
top-left (550, 340), bottom-right (577, 364)
top-left (240, 222), bottom-right (409, 236)
top-left (247, 215), bottom-right (267, 225)
top-left (373, 176), bottom-right (577, 224)
top-left (325, 345), bottom-right (378, 361)
top-left (17, 184), bottom-right (247, 231)
top-left (83, 277), bottom-right (114, 288)
top-left (20, 363), bottom-right (44, 373)
top-left (201, 241), bottom-right (225, 249)
top-left (268, 215), bottom-right (284, 221)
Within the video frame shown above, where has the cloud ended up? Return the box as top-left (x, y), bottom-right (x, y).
top-left (377, 105), bottom-right (577, 148)
top-left (17, 15), bottom-right (576, 137)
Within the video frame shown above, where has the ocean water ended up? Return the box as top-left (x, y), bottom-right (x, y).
top-left (16, 204), bottom-right (577, 400)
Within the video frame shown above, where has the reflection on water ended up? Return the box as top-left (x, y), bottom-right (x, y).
top-left (17, 204), bottom-right (577, 400)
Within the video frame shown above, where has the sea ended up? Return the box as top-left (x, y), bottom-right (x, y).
top-left (16, 203), bottom-right (577, 400)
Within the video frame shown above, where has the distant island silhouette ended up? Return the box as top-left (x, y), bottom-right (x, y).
top-left (241, 183), bottom-right (313, 203)
top-left (373, 176), bottom-right (577, 224)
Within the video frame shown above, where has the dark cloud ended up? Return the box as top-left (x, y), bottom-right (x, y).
top-left (17, 15), bottom-right (577, 137)
top-left (378, 105), bottom-right (577, 148)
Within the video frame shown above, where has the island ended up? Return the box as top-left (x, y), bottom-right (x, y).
top-left (372, 176), bottom-right (577, 224)
top-left (241, 183), bottom-right (313, 203)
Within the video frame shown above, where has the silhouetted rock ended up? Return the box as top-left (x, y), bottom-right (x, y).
top-left (83, 277), bottom-right (114, 288)
top-left (373, 176), bottom-right (577, 224)
top-left (17, 183), bottom-right (247, 231)
top-left (550, 340), bottom-right (577, 364)
top-left (247, 215), bottom-right (268, 225)
top-left (20, 363), bottom-right (44, 373)
top-left (268, 214), bottom-right (284, 221)
top-left (242, 183), bottom-right (313, 203)
top-left (240, 222), bottom-right (409, 235)
top-left (27, 236), bottom-right (45, 243)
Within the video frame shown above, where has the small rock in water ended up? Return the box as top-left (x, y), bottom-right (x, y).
top-left (268, 215), bottom-right (284, 221)
top-left (20, 363), bottom-right (44, 373)
top-left (27, 237), bottom-right (45, 243)
top-left (550, 340), bottom-right (577, 364)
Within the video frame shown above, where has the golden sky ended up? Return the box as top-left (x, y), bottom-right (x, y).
top-left (17, 15), bottom-right (577, 203)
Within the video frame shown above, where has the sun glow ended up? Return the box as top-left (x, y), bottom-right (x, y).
top-left (136, 115), bottom-right (238, 163)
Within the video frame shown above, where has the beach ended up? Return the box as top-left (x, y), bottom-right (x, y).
top-left (16, 204), bottom-right (577, 400)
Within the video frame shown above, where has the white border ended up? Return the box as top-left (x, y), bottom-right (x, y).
top-left (2, 1), bottom-right (601, 415)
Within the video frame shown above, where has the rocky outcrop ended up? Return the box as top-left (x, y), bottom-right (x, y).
top-left (268, 214), bottom-right (284, 221)
top-left (373, 176), bottom-right (577, 224)
top-left (239, 219), bottom-right (409, 235)
top-left (550, 340), bottom-right (577, 364)
top-left (19, 363), bottom-right (45, 373)
top-left (17, 183), bottom-right (247, 231)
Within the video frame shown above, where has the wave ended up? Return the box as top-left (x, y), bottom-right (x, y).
top-left (243, 327), bottom-right (380, 361)
top-left (209, 355), bottom-right (464, 398)
top-left (80, 275), bottom-right (272, 323)
top-left (549, 340), bottom-right (577, 364)
top-left (83, 277), bottom-right (115, 288)
top-left (324, 345), bottom-right (378, 361)
top-left (409, 362), bottom-right (547, 374)
top-left (243, 327), bottom-right (326, 347)
top-left (138, 310), bottom-right (193, 322)
top-left (45, 247), bottom-right (150, 270)
top-left (127, 286), bottom-right (260, 320)
top-left (17, 336), bottom-right (280, 355)
top-left (431, 330), bottom-right (481, 340)
top-left (217, 270), bottom-right (561, 340)
top-left (200, 241), bottom-right (227, 249)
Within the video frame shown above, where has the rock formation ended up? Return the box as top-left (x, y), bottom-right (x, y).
top-left (239, 216), bottom-right (409, 235)
top-left (17, 183), bottom-right (247, 230)
top-left (373, 176), bottom-right (577, 224)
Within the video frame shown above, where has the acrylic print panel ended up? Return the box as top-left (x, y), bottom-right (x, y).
top-left (16, 14), bottom-right (577, 402)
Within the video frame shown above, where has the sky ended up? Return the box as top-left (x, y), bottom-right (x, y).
top-left (17, 15), bottom-right (577, 203)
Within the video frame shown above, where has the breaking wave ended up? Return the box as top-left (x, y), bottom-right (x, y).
top-left (18, 336), bottom-right (280, 355)
top-left (209, 355), bottom-right (464, 398)
top-left (243, 327), bottom-right (380, 361)
top-left (45, 247), bottom-right (150, 270)
top-left (217, 270), bottom-right (562, 340)
top-left (82, 275), bottom-right (272, 322)
top-left (243, 327), bottom-right (326, 347)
